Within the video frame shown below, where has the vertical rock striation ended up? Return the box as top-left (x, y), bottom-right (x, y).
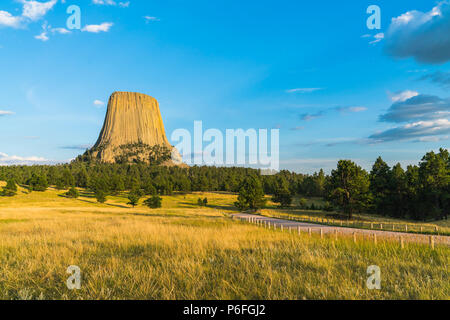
top-left (91, 91), bottom-right (178, 164)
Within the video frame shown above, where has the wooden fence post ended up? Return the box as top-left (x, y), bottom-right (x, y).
top-left (405, 225), bottom-right (408, 232)
top-left (380, 223), bottom-right (383, 230)
top-left (308, 228), bottom-right (312, 237)
top-left (320, 228), bottom-right (323, 239)
top-left (429, 236), bottom-right (435, 249)
top-left (373, 234), bottom-right (377, 245)
top-left (298, 226), bottom-right (301, 235)
top-left (400, 236), bottom-right (404, 249)
top-left (335, 229), bottom-right (338, 241)
top-left (353, 232), bottom-right (357, 243)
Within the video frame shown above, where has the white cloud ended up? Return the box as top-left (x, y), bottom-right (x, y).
top-left (93, 100), bottom-right (105, 107)
top-left (0, 10), bottom-right (22, 28)
top-left (286, 88), bottom-right (323, 94)
top-left (369, 32), bottom-right (384, 44)
top-left (336, 106), bottom-right (367, 113)
top-left (82, 22), bottom-right (113, 33)
top-left (35, 31), bottom-right (49, 41)
top-left (389, 90), bottom-right (419, 102)
top-left (0, 1), bottom-right (57, 30)
top-left (34, 23), bottom-right (49, 41)
top-left (21, 0), bottom-right (57, 21)
top-left (385, 2), bottom-right (450, 64)
top-left (348, 106), bottom-right (367, 112)
top-left (51, 27), bottom-right (70, 34)
top-left (92, 0), bottom-right (130, 6)
top-left (369, 119), bottom-right (450, 143)
top-left (362, 33), bottom-right (384, 44)
top-left (92, 0), bottom-right (117, 5)
top-left (0, 152), bottom-right (48, 165)
top-left (0, 110), bottom-right (15, 116)
top-left (144, 16), bottom-right (160, 22)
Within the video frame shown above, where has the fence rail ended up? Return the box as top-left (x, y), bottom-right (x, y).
top-left (260, 212), bottom-right (445, 236)
top-left (232, 214), bottom-right (449, 248)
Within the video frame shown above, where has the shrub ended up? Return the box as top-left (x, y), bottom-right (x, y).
top-left (66, 187), bottom-right (79, 199)
top-left (95, 190), bottom-right (107, 203)
top-left (144, 195), bottom-right (162, 209)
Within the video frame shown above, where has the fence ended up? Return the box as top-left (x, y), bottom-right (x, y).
top-left (261, 212), bottom-right (445, 236)
top-left (232, 215), bottom-right (447, 249)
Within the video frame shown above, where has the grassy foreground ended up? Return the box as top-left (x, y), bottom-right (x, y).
top-left (0, 186), bottom-right (448, 300)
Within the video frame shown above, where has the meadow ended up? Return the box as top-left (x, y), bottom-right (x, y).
top-left (0, 184), bottom-right (448, 300)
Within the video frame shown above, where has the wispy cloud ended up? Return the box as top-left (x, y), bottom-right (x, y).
top-left (93, 99), bottom-right (105, 107)
top-left (286, 88), bottom-right (323, 94)
top-left (92, 0), bottom-right (130, 7)
top-left (92, 0), bottom-right (117, 5)
top-left (0, 110), bottom-right (15, 116)
top-left (363, 32), bottom-right (384, 44)
top-left (82, 22), bottom-right (113, 33)
top-left (60, 144), bottom-right (92, 150)
top-left (51, 27), bottom-right (71, 34)
top-left (300, 105), bottom-right (367, 121)
top-left (336, 106), bottom-right (368, 113)
top-left (418, 71), bottom-right (450, 88)
top-left (34, 23), bottom-right (49, 41)
top-left (300, 111), bottom-right (325, 121)
top-left (144, 16), bottom-right (160, 22)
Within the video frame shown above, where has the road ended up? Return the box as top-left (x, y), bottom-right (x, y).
top-left (233, 213), bottom-right (450, 246)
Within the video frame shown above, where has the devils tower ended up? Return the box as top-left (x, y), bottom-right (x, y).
top-left (85, 91), bottom-right (181, 165)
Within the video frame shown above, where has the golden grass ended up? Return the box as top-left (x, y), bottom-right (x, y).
top-left (0, 187), bottom-right (448, 300)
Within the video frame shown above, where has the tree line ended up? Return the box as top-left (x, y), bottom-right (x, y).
top-left (0, 148), bottom-right (448, 221)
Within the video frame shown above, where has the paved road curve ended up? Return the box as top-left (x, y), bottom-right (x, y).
top-left (233, 213), bottom-right (450, 246)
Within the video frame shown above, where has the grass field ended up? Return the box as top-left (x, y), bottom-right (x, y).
top-left (0, 184), bottom-right (448, 300)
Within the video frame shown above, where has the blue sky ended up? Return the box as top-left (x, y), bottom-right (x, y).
top-left (0, 0), bottom-right (449, 173)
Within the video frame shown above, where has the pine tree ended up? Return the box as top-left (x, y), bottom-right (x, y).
top-left (369, 157), bottom-right (392, 215)
top-left (127, 189), bottom-right (141, 208)
top-left (328, 160), bottom-right (370, 219)
top-left (272, 176), bottom-right (292, 208)
top-left (66, 187), bottom-right (79, 199)
top-left (235, 176), bottom-right (266, 212)
top-left (1, 178), bottom-right (17, 196)
top-left (144, 195), bottom-right (162, 208)
top-left (95, 190), bottom-right (107, 203)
